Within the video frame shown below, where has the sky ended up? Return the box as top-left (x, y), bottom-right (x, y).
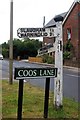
top-left (0, 0), bottom-right (74, 44)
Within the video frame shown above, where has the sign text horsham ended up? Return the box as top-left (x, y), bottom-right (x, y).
top-left (17, 28), bottom-right (54, 38)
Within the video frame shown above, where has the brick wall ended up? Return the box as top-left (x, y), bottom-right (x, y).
top-left (63, 3), bottom-right (80, 59)
top-left (43, 37), bottom-right (54, 46)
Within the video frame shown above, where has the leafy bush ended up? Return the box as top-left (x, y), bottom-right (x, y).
top-left (2, 48), bottom-right (9, 58)
top-left (42, 54), bottom-right (54, 64)
top-left (63, 41), bottom-right (73, 52)
top-left (47, 56), bottom-right (54, 64)
top-left (63, 51), bottom-right (72, 59)
top-left (63, 41), bottom-right (74, 60)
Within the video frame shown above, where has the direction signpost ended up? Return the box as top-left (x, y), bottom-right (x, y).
top-left (16, 22), bottom-right (63, 118)
top-left (17, 27), bottom-right (56, 38)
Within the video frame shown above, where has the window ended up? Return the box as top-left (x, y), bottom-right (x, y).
top-left (67, 28), bottom-right (71, 40)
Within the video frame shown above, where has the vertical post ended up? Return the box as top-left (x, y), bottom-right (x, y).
top-left (44, 77), bottom-right (50, 118)
top-left (0, 45), bottom-right (2, 119)
top-left (9, 0), bottom-right (13, 84)
top-left (43, 16), bottom-right (45, 47)
top-left (17, 80), bottom-right (24, 120)
top-left (43, 16), bottom-right (45, 27)
top-left (54, 22), bottom-right (63, 109)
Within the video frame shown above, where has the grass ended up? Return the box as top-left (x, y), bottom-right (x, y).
top-left (1, 80), bottom-right (80, 119)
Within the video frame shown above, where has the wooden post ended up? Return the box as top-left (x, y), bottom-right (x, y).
top-left (9, 0), bottom-right (13, 84)
top-left (54, 21), bottom-right (63, 108)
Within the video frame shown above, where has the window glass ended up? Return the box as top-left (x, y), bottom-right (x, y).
top-left (67, 28), bottom-right (71, 40)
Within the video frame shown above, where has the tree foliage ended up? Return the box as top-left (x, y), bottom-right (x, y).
top-left (63, 41), bottom-right (74, 60)
top-left (63, 41), bottom-right (73, 52)
top-left (2, 42), bottom-right (9, 58)
top-left (1, 38), bottom-right (42, 59)
top-left (42, 54), bottom-right (54, 64)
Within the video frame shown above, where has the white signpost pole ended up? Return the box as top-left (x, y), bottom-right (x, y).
top-left (54, 21), bottom-right (63, 108)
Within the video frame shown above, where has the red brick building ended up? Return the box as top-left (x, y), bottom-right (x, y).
top-left (43, 0), bottom-right (80, 60)
top-left (63, 0), bottom-right (80, 59)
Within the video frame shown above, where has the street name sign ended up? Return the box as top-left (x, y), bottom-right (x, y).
top-left (14, 67), bottom-right (57, 80)
top-left (17, 27), bottom-right (55, 38)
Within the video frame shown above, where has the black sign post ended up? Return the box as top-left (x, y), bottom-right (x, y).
top-left (17, 80), bottom-right (24, 120)
top-left (14, 67), bottom-right (57, 119)
top-left (44, 77), bottom-right (50, 118)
